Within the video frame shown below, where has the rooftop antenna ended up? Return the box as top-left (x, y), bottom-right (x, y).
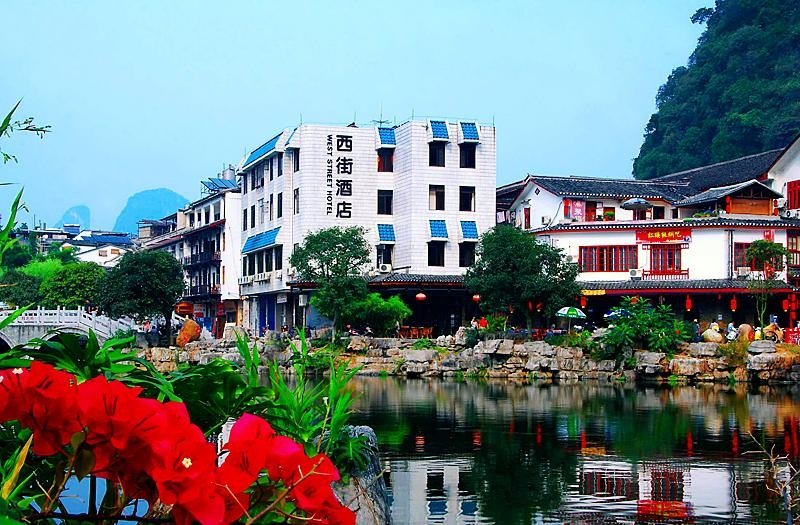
top-left (300, 112), bottom-right (303, 124)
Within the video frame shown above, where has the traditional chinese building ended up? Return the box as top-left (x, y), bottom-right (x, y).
top-left (237, 119), bottom-right (496, 335)
top-left (140, 170), bottom-right (242, 336)
top-left (501, 136), bottom-right (800, 326)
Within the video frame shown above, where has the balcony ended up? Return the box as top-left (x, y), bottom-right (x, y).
top-left (642, 269), bottom-right (689, 280)
top-left (182, 251), bottom-right (222, 267)
top-left (184, 284), bottom-right (221, 298)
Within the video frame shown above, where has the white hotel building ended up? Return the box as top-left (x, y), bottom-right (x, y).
top-left (237, 119), bottom-right (496, 335)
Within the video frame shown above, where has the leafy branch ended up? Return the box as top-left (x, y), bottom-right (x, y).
top-left (1, 100), bottom-right (51, 164)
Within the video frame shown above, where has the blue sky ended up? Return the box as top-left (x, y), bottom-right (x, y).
top-left (1, 0), bottom-right (707, 229)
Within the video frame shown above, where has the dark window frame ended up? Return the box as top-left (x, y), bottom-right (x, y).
top-left (429, 142), bottom-right (446, 167)
top-left (377, 190), bottom-right (393, 215)
top-left (579, 245), bottom-right (638, 272)
top-left (429, 185), bottom-right (445, 211)
top-left (459, 186), bottom-right (475, 212)
top-left (428, 241), bottom-right (446, 266)
top-left (459, 143), bottom-right (476, 168)
top-left (459, 242), bottom-right (476, 267)
top-left (377, 148), bottom-right (394, 172)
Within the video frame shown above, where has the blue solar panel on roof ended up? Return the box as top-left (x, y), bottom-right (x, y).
top-left (461, 221), bottom-right (478, 239)
top-left (430, 121), bottom-right (449, 140)
top-left (209, 177), bottom-right (236, 189)
top-left (242, 227), bottom-right (280, 254)
top-left (377, 224), bottom-right (395, 242)
top-left (244, 133), bottom-right (282, 167)
top-left (429, 220), bottom-right (448, 238)
top-left (378, 128), bottom-right (396, 145)
top-left (201, 180), bottom-right (217, 191)
top-left (84, 234), bottom-right (133, 245)
top-left (460, 122), bottom-right (479, 141)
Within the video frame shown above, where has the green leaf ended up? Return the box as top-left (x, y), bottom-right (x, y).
top-left (74, 448), bottom-right (95, 480)
top-left (0, 434), bottom-right (31, 500)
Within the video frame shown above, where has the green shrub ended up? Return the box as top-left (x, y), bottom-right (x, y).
top-left (412, 337), bottom-right (434, 349)
top-left (464, 327), bottom-right (479, 348)
top-left (348, 293), bottom-right (411, 336)
top-left (718, 339), bottom-right (748, 366)
top-left (600, 296), bottom-right (691, 359)
top-left (485, 314), bottom-right (507, 333)
top-left (0, 269), bottom-right (42, 307)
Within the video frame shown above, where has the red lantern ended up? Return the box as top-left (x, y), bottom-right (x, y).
top-left (536, 302), bottom-right (543, 312)
top-left (472, 294), bottom-right (481, 303)
top-left (580, 296), bottom-right (587, 308)
top-left (730, 295), bottom-right (737, 312)
top-left (415, 292), bottom-right (427, 302)
top-left (685, 294), bottom-right (693, 311)
top-left (783, 298), bottom-right (790, 312)
top-left (527, 300), bottom-right (533, 312)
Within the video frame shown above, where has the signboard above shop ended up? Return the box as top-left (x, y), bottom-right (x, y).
top-left (635, 228), bottom-right (692, 244)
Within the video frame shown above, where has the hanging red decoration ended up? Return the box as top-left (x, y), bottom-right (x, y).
top-left (536, 302), bottom-right (543, 312)
top-left (783, 298), bottom-right (790, 312)
top-left (472, 294), bottom-right (481, 303)
top-left (527, 300), bottom-right (533, 312)
top-left (580, 296), bottom-right (587, 308)
top-left (415, 292), bottom-right (427, 302)
top-left (685, 294), bottom-right (693, 311)
top-left (730, 295), bottom-right (737, 312)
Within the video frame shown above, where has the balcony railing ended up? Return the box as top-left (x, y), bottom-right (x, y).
top-left (184, 284), bottom-right (221, 297)
top-left (182, 251), bottom-right (222, 266)
top-left (642, 269), bottom-right (689, 280)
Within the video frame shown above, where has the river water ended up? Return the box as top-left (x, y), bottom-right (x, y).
top-left (349, 378), bottom-right (800, 524)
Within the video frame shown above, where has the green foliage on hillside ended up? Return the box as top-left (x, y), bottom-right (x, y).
top-left (633, 0), bottom-right (800, 180)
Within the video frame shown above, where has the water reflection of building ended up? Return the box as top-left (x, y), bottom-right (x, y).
top-left (580, 462), bottom-right (638, 500)
top-left (388, 458), bottom-right (479, 524)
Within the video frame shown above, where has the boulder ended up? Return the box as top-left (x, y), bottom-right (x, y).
top-left (348, 336), bottom-right (372, 352)
top-left (597, 360), bottom-right (616, 372)
top-left (670, 357), bottom-right (705, 376)
top-left (373, 338), bottom-right (398, 350)
top-left (454, 326), bottom-right (467, 346)
top-left (404, 361), bottom-right (428, 375)
top-left (748, 340), bottom-right (776, 354)
top-left (738, 324), bottom-right (754, 342)
top-left (400, 349), bottom-right (436, 362)
top-left (222, 325), bottom-right (248, 341)
top-left (496, 339), bottom-right (514, 355)
top-left (482, 339), bottom-right (502, 354)
top-left (436, 335), bottom-right (447, 347)
top-left (524, 341), bottom-right (555, 357)
top-left (332, 427), bottom-right (391, 525)
top-left (524, 356), bottom-right (543, 371)
top-left (635, 351), bottom-right (666, 366)
top-left (687, 342), bottom-right (720, 357)
top-left (445, 335), bottom-right (455, 346)
top-left (748, 353), bottom-right (786, 371)
top-left (702, 329), bottom-right (724, 343)
top-left (176, 318), bottom-right (201, 348)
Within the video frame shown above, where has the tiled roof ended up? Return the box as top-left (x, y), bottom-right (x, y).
top-left (674, 180), bottom-right (782, 207)
top-left (580, 278), bottom-right (793, 292)
top-left (460, 122), bottom-right (479, 141)
top-left (429, 220), bottom-right (448, 238)
top-left (368, 272), bottom-right (464, 285)
top-left (76, 234), bottom-right (134, 246)
top-left (529, 176), bottom-right (691, 203)
top-left (243, 133), bottom-right (282, 169)
top-left (242, 227), bottom-right (280, 254)
top-left (539, 216), bottom-right (800, 233)
top-left (378, 127), bottom-right (396, 146)
top-left (377, 224), bottom-right (395, 242)
top-left (430, 120), bottom-right (449, 140)
top-left (650, 149), bottom-right (783, 193)
top-left (461, 221), bottom-right (478, 239)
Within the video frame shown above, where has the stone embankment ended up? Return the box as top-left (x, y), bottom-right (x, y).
top-left (140, 329), bottom-right (800, 385)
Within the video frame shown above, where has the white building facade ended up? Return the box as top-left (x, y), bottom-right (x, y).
top-left (238, 119), bottom-right (496, 335)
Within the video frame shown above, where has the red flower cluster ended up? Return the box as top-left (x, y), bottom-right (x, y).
top-left (0, 362), bottom-right (355, 525)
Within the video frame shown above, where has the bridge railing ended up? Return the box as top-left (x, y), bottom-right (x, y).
top-left (0, 307), bottom-right (138, 339)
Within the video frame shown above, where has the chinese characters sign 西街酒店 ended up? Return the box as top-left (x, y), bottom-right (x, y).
top-left (635, 228), bottom-right (692, 244)
top-left (326, 133), bottom-right (354, 218)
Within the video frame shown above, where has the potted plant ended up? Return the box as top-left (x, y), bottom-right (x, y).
top-left (603, 210), bottom-right (615, 221)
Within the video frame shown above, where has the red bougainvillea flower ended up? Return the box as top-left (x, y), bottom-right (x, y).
top-left (0, 362), bottom-right (81, 456)
top-left (219, 413), bottom-right (276, 492)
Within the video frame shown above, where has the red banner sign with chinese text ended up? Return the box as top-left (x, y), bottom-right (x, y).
top-left (636, 228), bottom-right (692, 243)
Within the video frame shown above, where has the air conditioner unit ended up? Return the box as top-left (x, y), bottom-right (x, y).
top-left (629, 268), bottom-right (643, 280)
top-left (736, 266), bottom-right (751, 278)
top-left (541, 216), bottom-right (552, 225)
top-left (378, 263), bottom-right (393, 273)
top-left (298, 294), bottom-right (308, 307)
top-left (275, 270), bottom-right (283, 280)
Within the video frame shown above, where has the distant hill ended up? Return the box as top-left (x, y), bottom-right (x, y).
top-left (113, 188), bottom-right (189, 234)
top-left (54, 205), bottom-right (90, 229)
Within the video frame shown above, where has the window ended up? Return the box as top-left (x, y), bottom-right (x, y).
top-left (264, 248), bottom-right (273, 272)
top-left (789, 232), bottom-right (800, 267)
top-left (256, 250), bottom-right (264, 273)
top-left (247, 254), bottom-right (256, 276)
top-left (650, 245), bottom-right (682, 273)
top-left (429, 142), bottom-right (446, 167)
top-left (293, 188), bottom-right (299, 215)
top-left (428, 241), bottom-right (445, 266)
top-left (429, 185), bottom-right (445, 211)
top-left (579, 246), bottom-right (638, 272)
top-left (377, 244), bottom-right (393, 266)
top-left (789, 181), bottom-right (800, 209)
top-left (293, 149), bottom-right (300, 172)
top-left (98, 250), bottom-right (108, 257)
top-left (277, 153), bottom-right (283, 177)
top-left (633, 209), bottom-right (647, 221)
top-left (459, 243), bottom-right (476, 267)
top-left (459, 186), bottom-right (475, 212)
top-left (459, 143), bottom-right (476, 169)
top-left (268, 158), bottom-right (274, 181)
top-left (733, 242), bottom-right (771, 270)
top-left (269, 194), bottom-right (274, 221)
top-left (204, 207), bottom-right (210, 224)
top-left (111, 248), bottom-right (120, 255)
top-left (242, 173), bottom-right (248, 194)
top-left (377, 148), bottom-right (394, 172)
top-left (524, 208), bottom-right (531, 229)
top-left (242, 209), bottom-right (248, 231)
top-left (259, 166), bottom-right (264, 187)
top-left (653, 206), bottom-right (665, 219)
top-left (213, 203), bottom-right (221, 221)
top-left (242, 257), bottom-right (247, 276)
top-left (251, 169), bottom-right (257, 190)
top-left (250, 205), bottom-right (256, 229)
top-left (603, 206), bottom-right (616, 221)
top-left (586, 202), bottom-right (597, 221)
top-left (274, 245), bottom-right (283, 270)
top-left (378, 190), bottom-right (393, 215)
top-left (277, 192), bottom-right (283, 218)
top-left (258, 198), bottom-right (265, 224)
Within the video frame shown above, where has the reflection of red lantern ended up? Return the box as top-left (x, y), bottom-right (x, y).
top-left (580, 296), bottom-right (587, 308)
top-left (527, 300), bottom-right (533, 312)
top-left (472, 294), bottom-right (481, 303)
top-left (415, 292), bottom-right (427, 301)
top-left (685, 294), bottom-right (693, 311)
top-left (730, 295), bottom-right (737, 312)
top-left (783, 298), bottom-right (790, 312)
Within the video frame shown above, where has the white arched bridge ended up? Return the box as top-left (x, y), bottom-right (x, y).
top-left (0, 307), bottom-right (138, 349)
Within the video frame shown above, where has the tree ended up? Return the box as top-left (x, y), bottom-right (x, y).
top-left (349, 293), bottom-right (412, 336)
top-left (95, 251), bottom-right (185, 342)
top-left (746, 239), bottom-right (788, 326)
top-left (633, 0), bottom-right (800, 180)
top-left (1, 239), bottom-right (33, 271)
top-left (40, 262), bottom-right (105, 309)
top-left (0, 269), bottom-right (42, 307)
top-left (45, 243), bottom-right (78, 264)
top-left (465, 225), bottom-right (580, 330)
top-left (289, 226), bottom-right (370, 338)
